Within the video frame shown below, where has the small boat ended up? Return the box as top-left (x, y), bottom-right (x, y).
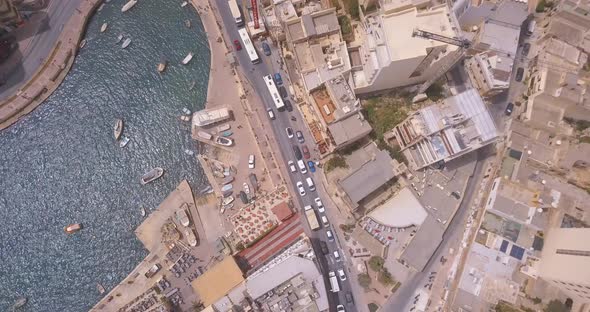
top-left (116, 34), bottom-right (123, 43)
top-left (140, 207), bottom-right (146, 217)
top-left (119, 136), bottom-right (130, 148)
top-left (197, 131), bottom-right (212, 140)
top-left (181, 52), bottom-right (193, 65)
top-left (121, 38), bottom-right (131, 49)
top-left (189, 80), bottom-right (196, 90)
top-left (184, 229), bottom-right (197, 247)
top-left (240, 191), bottom-right (248, 204)
top-left (217, 124), bottom-right (231, 132)
top-left (140, 167), bottom-right (164, 185)
top-left (121, 0), bottom-right (138, 12)
top-left (199, 185), bottom-right (213, 194)
top-left (243, 182), bottom-right (250, 194)
top-left (12, 297), bottom-right (27, 309)
top-left (97, 283), bottom-right (106, 294)
top-left (182, 108), bottom-right (191, 115)
top-left (114, 119), bottom-right (124, 140)
top-left (215, 136), bottom-right (233, 147)
top-left (157, 58), bottom-right (167, 73)
top-left (180, 115), bottom-right (191, 122)
top-left (79, 39), bottom-right (87, 49)
top-left (222, 195), bottom-right (235, 206)
top-left (64, 223), bottom-right (82, 234)
top-left (100, 23), bottom-right (108, 33)
top-left (98, 3), bottom-right (105, 11)
top-left (222, 176), bottom-right (234, 185)
top-left (185, 20), bottom-right (192, 28)
top-left (181, 1), bottom-right (188, 7)
top-left (221, 184), bottom-right (233, 192)
top-left (221, 130), bottom-right (233, 137)
top-left (184, 149), bottom-right (194, 156)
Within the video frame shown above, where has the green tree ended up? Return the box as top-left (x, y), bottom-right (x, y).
top-left (368, 256), bottom-right (385, 272)
top-left (192, 301), bottom-right (205, 312)
top-left (358, 273), bottom-right (371, 289)
top-left (495, 301), bottom-right (521, 312)
top-left (378, 269), bottom-right (395, 286)
top-left (544, 300), bottom-right (569, 312)
top-left (325, 154), bottom-right (348, 172)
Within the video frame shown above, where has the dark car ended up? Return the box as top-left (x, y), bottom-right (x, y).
top-left (345, 292), bottom-right (354, 304)
top-left (307, 161), bottom-right (316, 172)
top-left (284, 100), bottom-right (293, 112)
top-left (233, 39), bottom-right (242, 51)
top-left (522, 43), bottom-right (530, 56)
top-left (296, 131), bottom-right (305, 143)
top-left (302, 145), bottom-right (310, 159)
top-left (515, 67), bottom-right (524, 82)
top-left (262, 42), bottom-right (271, 56)
top-left (319, 241), bottom-right (329, 255)
top-left (279, 86), bottom-right (288, 98)
top-left (273, 73), bottom-right (283, 85)
top-left (505, 102), bottom-right (514, 116)
top-left (293, 145), bottom-right (303, 160)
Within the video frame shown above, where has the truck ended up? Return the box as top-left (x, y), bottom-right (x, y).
top-left (228, 0), bottom-right (243, 26)
top-left (304, 205), bottom-right (319, 230)
top-left (328, 271), bottom-right (340, 292)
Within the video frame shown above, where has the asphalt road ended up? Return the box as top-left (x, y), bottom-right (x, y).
top-left (212, 1), bottom-right (357, 310)
top-left (0, 0), bottom-right (84, 100)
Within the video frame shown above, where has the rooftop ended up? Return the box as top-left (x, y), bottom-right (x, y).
top-left (368, 187), bottom-right (428, 228)
top-left (338, 146), bottom-right (395, 205)
top-left (478, 21), bottom-right (520, 57)
top-left (539, 228), bottom-right (590, 286)
top-left (327, 112), bottom-right (372, 147)
top-left (191, 256), bottom-right (244, 307)
top-left (399, 215), bottom-right (444, 271)
top-left (271, 201), bottom-right (294, 222)
top-left (192, 107), bottom-right (231, 127)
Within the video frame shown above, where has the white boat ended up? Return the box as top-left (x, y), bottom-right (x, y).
top-left (140, 207), bottom-right (146, 217)
top-left (184, 149), bottom-right (194, 156)
top-left (64, 223), bottom-right (82, 234)
top-left (222, 196), bottom-right (235, 206)
top-left (12, 297), bottom-right (27, 309)
top-left (184, 229), bottom-right (197, 247)
top-left (119, 136), bottom-right (130, 148)
top-left (79, 39), bottom-right (87, 49)
top-left (176, 209), bottom-right (191, 227)
top-left (181, 52), bottom-right (193, 65)
top-left (181, 1), bottom-right (188, 7)
top-left (180, 115), bottom-right (191, 122)
top-left (189, 80), bottom-right (196, 90)
top-left (140, 167), bottom-right (164, 185)
top-left (114, 119), bottom-right (124, 140)
top-left (116, 34), bottom-right (123, 43)
top-left (182, 108), bottom-right (191, 115)
top-left (98, 3), bottom-right (105, 11)
top-left (157, 57), bottom-right (167, 73)
top-left (185, 20), bottom-right (192, 28)
top-left (100, 23), bottom-right (108, 33)
top-left (215, 136), bottom-right (233, 147)
top-left (121, 0), bottom-right (138, 12)
top-left (121, 38), bottom-right (131, 49)
top-left (97, 283), bottom-right (106, 294)
top-left (243, 182), bottom-right (250, 194)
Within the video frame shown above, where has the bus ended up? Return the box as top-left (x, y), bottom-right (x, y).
top-left (228, 0), bottom-right (243, 26)
top-left (238, 28), bottom-right (260, 64)
top-left (526, 20), bottom-right (536, 36)
top-left (263, 74), bottom-right (285, 110)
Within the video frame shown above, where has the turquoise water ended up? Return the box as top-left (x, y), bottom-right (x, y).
top-left (0, 0), bottom-right (210, 310)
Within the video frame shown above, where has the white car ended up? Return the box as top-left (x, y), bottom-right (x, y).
top-left (336, 305), bottom-right (345, 312)
top-left (326, 229), bottom-right (334, 241)
top-left (285, 127), bottom-right (294, 138)
top-left (314, 197), bottom-right (325, 213)
top-left (248, 154), bottom-right (255, 169)
top-left (333, 250), bottom-right (341, 262)
top-left (297, 159), bottom-right (307, 174)
top-left (337, 269), bottom-right (347, 281)
top-left (288, 160), bottom-right (297, 173)
top-left (296, 181), bottom-right (306, 196)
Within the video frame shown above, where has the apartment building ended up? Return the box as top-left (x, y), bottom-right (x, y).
top-left (351, 3), bottom-right (463, 95)
top-left (393, 89), bottom-right (498, 170)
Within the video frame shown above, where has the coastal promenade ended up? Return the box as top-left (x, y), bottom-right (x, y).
top-left (0, 0), bottom-right (101, 130)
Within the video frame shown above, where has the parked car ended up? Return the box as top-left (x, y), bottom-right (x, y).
top-left (273, 73), bottom-right (283, 85)
top-left (284, 100), bottom-right (293, 112)
top-left (262, 42), bottom-right (271, 56)
top-left (337, 269), bottom-right (347, 281)
top-left (288, 160), bottom-right (297, 173)
top-left (233, 40), bottom-right (242, 51)
top-left (522, 42), bottom-right (530, 56)
top-left (285, 127), bottom-right (294, 138)
top-left (505, 102), bottom-right (514, 116)
top-left (293, 145), bottom-right (303, 160)
top-left (297, 159), bottom-right (307, 174)
top-left (296, 131), bottom-right (305, 143)
top-left (248, 154), bottom-right (255, 169)
top-left (326, 230), bottom-right (334, 241)
top-left (279, 86), bottom-right (288, 98)
top-left (336, 305), bottom-right (345, 312)
top-left (515, 67), bottom-right (524, 82)
top-left (314, 197), bottom-right (325, 213)
top-left (345, 292), bottom-right (354, 304)
top-left (301, 145), bottom-right (310, 159)
top-left (307, 160), bottom-right (316, 172)
top-left (333, 250), bottom-right (341, 262)
top-left (267, 107), bottom-right (275, 120)
top-left (296, 181), bottom-right (306, 196)
top-left (320, 241), bottom-right (329, 255)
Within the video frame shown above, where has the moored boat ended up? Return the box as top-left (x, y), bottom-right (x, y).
top-left (180, 115), bottom-right (191, 122)
top-left (12, 297), bottom-right (27, 309)
top-left (157, 57), bottom-right (167, 73)
top-left (98, 3), bottom-right (105, 11)
top-left (140, 167), bottom-right (164, 185)
top-left (181, 52), bottom-right (193, 65)
top-left (121, 38), bottom-right (131, 49)
top-left (119, 136), bottom-right (130, 148)
top-left (140, 207), bottom-right (146, 217)
top-left (185, 19), bottom-right (191, 28)
top-left (116, 34), bottom-right (123, 43)
top-left (184, 229), bottom-right (197, 247)
top-left (121, 0), bottom-right (138, 12)
top-left (64, 223), bottom-right (82, 234)
top-left (79, 39), bottom-right (87, 49)
top-left (184, 149), bottom-right (194, 155)
top-left (182, 108), bottom-right (191, 115)
top-left (114, 119), bottom-right (124, 140)
top-left (222, 195), bottom-right (234, 206)
top-left (100, 22), bottom-right (108, 32)
top-left (181, 1), bottom-right (188, 7)
top-left (215, 136), bottom-right (233, 147)
top-left (97, 283), bottom-right (106, 294)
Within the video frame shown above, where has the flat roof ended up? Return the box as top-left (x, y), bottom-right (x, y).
top-left (368, 187), bottom-right (427, 228)
top-left (327, 113), bottom-right (372, 147)
top-left (540, 228), bottom-right (590, 285)
top-left (191, 256), bottom-right (244, 306)
top-left (192, 107), bottom-right (231, 127)
top-left (271, 201), bottom-right (294, 221)
top-left (338, 147), bottom-right (394, 204)
top-left (479, 22), bottom-right (520, 57)
top-left (399, 215), bottom-right (444, 271)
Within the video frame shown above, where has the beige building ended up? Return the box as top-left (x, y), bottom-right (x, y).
top-left (350, 3), bottom-right (463, 95)
top-left (539, 228), bottom-right (590, 304)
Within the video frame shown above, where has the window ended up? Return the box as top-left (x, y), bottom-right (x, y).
top-left (556, 249), bottom-right (590, 257)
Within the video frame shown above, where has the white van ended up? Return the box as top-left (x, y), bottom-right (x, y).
top-left (321, 215), bottom-right (329, 226)
top-left (297, 159), bottom-right (307, 174)
top-left (306, 177), bottom-right (315, 191)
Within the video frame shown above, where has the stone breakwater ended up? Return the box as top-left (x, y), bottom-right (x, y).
top-left (0, 0), bottom-right (102, 130)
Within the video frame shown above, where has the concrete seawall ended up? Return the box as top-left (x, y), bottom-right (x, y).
top-left (0, 0), bottom-right (102, 130)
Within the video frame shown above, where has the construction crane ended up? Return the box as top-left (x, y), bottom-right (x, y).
top-left (412, 29), bottom-right (471, 49)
